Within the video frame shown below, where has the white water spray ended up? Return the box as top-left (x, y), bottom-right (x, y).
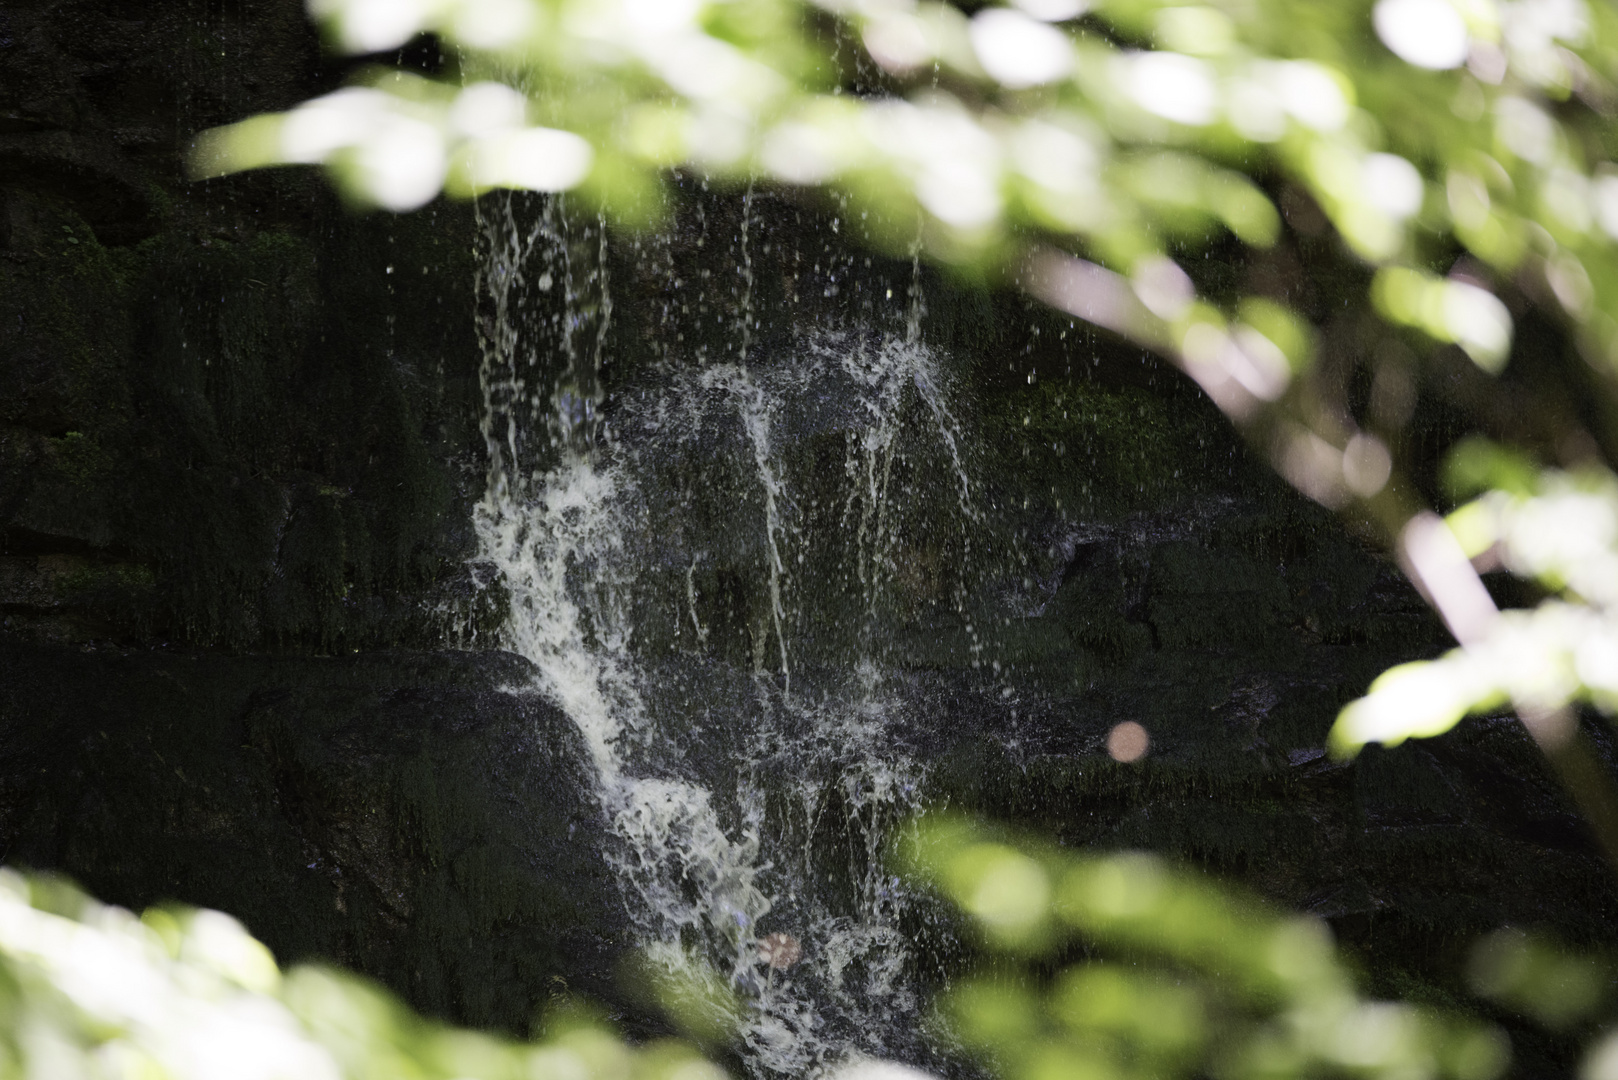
top-left (471, 194), bottom-right (981, 1077)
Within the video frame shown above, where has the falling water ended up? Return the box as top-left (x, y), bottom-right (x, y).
top-left (471, 193), bottom-right (985, 1077)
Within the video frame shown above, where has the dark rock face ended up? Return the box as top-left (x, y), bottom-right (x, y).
top-left (0, 641), bottom-right (628, 1033)
top-left (0, 0), bottom-right (638, 1038)
top-left (931, 513), bottom-right (1618, 954)
top-left (847, 485), bottom-right (1618, 1008)
top-left (0, 0), bottom-right (495, 653)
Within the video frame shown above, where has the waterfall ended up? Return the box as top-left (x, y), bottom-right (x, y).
top-left (470, 192), bottom-right (981, 1077)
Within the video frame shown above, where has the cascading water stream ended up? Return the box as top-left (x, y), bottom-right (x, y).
top-left (696, 365), bottom-right (792, 686)
top-left (471, 193), bottom-right (985, 1077)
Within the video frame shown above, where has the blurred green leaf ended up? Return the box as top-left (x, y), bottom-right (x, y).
top-left (912, 817), bottom-right (1508, 1080)
top-left (0, 866), bottom-right (726, 1080)
top-left (1445, 438), bottom-right (1541, 500)
top-left (1050, 965), bottom-right (1206, 1060)
top-left (1469, 929), bottom-right (1613, 1031)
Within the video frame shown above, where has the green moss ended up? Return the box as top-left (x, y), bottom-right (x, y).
top-left (54, 562), bottom-right (156, 596)
top-left (45, 432), bottom-right (114, 489)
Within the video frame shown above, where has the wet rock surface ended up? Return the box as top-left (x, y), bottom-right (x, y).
top-left (876, 491), bottom-right (1616, 978)
top-left (0, 641), bottom-right (630, 1034)
top-left (0, 0), bottom-right (493, 654)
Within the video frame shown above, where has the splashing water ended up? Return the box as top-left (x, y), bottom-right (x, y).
top-left (471, 195), bottom-right (982, 1077)
top-left (694, 364), bottom-right (793, 687)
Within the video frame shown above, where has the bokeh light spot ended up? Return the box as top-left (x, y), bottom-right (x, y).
top-left (971, 9), bottom-right (1074, 88)
top-left (1107, 721), bottom-right (1149, 762)
top-left (1374, 0), bottom-right (1470, 69)
top-left (1128, 52), bottom-right (1216, 126)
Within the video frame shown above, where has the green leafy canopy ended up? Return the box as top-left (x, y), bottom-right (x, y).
top-left (194, 0), bottom-right (1618, 763)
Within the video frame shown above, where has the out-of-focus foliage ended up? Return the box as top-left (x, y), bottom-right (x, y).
top-left (904, 816), bottom-right (1513, 1080)
top-left (197, 0), bottom-right (1618, 307)
top-left (0, 866), bottom-right (721, 1080)
top-left (7, 840), bottom-right (1618, 1080)
top-left (1332, 442), bottom-right (1618, 752)
top-left (1466, 927), bottom-right (1613, 1033)
top-left (193, 0), bottom-right (1618, 399)
top-left (192, 0), bottom-right (1618, 771)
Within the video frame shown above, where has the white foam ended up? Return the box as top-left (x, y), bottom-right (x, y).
top-left (469, 194), bottom-right (979, 1077)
